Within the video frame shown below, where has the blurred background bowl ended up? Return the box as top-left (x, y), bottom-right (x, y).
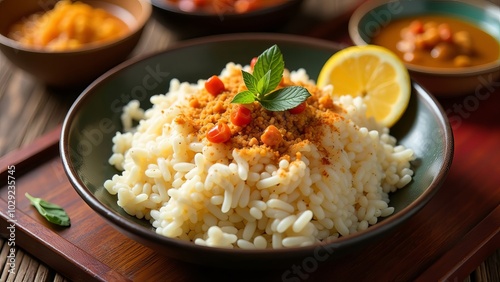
top-left (348, 0), bottom-right (500, 97)
top-left (150, 0), bottom-right (304, 35)
top-left (60, 33), bottom-right (453, 267)
top-left (0, 0), bottom-right (151, 87)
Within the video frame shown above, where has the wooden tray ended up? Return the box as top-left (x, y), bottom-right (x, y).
top-left (0, 99), bottom-right (499, 282)
top-left (1, 1), bottom-right (498, 279)
top-left (1, 12), bottom-right (499, 277)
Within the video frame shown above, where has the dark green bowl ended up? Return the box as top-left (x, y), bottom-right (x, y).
top-left (60, 33), bottom-right (453, 267)
top-left (348, 0), bottom-right (500, 97)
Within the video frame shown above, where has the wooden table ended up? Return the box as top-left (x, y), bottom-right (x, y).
top-left (0, 1), bottom-right (499, 281)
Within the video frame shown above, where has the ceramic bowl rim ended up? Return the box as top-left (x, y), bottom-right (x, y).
top-left (348, 0), bottom-right (500, 76)
top-left (60, 32), bottom-right (454, 257)
top-left (0, 0), bottom-right (152, 55)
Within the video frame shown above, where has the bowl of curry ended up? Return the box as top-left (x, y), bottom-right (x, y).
top-left (0, 0), bottom-right (151, 87)
top-left (349, 0), bottom-right (500, 97)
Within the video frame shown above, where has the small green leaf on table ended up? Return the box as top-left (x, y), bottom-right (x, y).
top-left (25, 193), bottom-right (71, 227)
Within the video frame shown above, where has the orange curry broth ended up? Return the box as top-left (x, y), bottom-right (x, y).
top-left (372, 15), bottom-right (499, 69)
top-left (166, 0), bottom-right (287, 14)
top-left (7, 0), bottom-right (129, 51)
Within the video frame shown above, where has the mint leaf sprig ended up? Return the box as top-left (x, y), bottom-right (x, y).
top-left (231, 45), bottom-right (311, 111)
top-left (26, 193), bottom-right (71, 227)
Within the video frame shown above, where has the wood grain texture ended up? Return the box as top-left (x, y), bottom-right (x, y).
top-left (1, 1), bottom-right (499, 281)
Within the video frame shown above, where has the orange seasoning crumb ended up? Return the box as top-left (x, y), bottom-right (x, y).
top-left (189, 98), bottom-right (201, 108)
top-left (213, 100), bottom-right (226, 113)
top-left (7, 0), bottom-right (129, 51)
top-left (295, 152), bottom-right (302, 161)
top-left (248, 137), bottom-right (259, 146)
top-left (318, 95), bottom-right (334, 109)
top-left (174, 115), bottom-right (186, 125)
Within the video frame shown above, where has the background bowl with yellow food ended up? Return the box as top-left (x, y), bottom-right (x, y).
top-left (349, 0), bottom-right (500, 97)
top-left (0, 0), bottom-right (151, 87)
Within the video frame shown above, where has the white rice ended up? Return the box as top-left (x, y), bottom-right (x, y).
top-left (103, 63), bottom-right (415, 249)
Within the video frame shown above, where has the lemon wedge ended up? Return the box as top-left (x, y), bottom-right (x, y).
top-left (317, 45), bottom-right (411, 127)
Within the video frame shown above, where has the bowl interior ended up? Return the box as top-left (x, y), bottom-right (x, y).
top-left (352, 0), bottom-right (500, 45)
top-left (61, 34), bottom-right (453, 264)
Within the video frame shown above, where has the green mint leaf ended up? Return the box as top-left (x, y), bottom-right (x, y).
top-left (232, 44), bottom-right (311, 112)
top-left (25, 193), bottom-right (71, 227)
top-left (256, 70), bottom-right (272, 97)
top-left (242, 70), bottom-right (259, 94)
top-left (253, 44), bottom-right (284, 92)
top-left (259, 86), bottom-right (312, 111)
top-left (231, 90), bottom-right (257, 104)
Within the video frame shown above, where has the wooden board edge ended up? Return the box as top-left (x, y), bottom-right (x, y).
top-left (0, 197), bottom-right (131, 282)
top-left (415, 205), bottom-right (500, 281)
top-left (0, 125), bottom-right (62, 178)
